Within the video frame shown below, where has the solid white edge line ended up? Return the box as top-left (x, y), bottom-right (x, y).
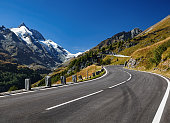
top-left (125, 69), bottom-right (170, 123)
top-left (150, 73), bottom-right (170, 123)
top-left (46, 90), bottom-right (104, 111)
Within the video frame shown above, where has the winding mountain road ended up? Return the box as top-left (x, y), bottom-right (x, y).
top-left (0, 65), bottom-right (169, 123)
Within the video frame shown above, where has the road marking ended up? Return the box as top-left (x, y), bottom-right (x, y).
top-left (73, 83), bottom-right (80, 85)
top-left (150, 73), bottom-right (170, 123)
top-left (40, 87), bottom-right (55, 91)
top-left (46, 90), bottom-right (104, 111)
top-left (0, 95), bottom-right (10, 98)
top-left (0, 90), bottom-right (34, 97)
top-left (108, 81), bottom-right (126, 88)
top-left (108, 70), bottom-right (132, 89)
top-left (126, 69), bottom-right (170, 123)
top-left (46, 68), bottom-right (131, 111)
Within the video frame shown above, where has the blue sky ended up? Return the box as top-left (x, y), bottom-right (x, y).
top-left (0, 0), bottom-right (169, 53)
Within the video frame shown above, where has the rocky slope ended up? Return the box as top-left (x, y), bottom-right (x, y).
top-left (0, 23), bottom-right (80, 68)
top-left (94, 28), bottom-right (142, 49)
top-left (124, 16), bottom-right (170, 77)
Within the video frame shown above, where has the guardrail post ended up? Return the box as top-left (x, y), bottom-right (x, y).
top-left (25, 79), bottom-right (31, 90)
top-left (60, 76), bottom-right (66, 85)
top-left (124, 61), bottom-right (127, 67)
top-left (45, 76), bottom-right (51, 87)
top-left (96, 71), bottom-right (99, 75)
top-left (87, 71), bottom-right (88, 79)
top-left (78, 75), bottom-right (83, 81)
top-left (92, 72), bottom-right (95, 77)
top-left (72, 75), bottom-right (77, 83)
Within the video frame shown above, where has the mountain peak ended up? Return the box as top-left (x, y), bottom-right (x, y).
top-left (18, 22), bottom-right (28, 28)
top-left (0, 25), bottom-right (5, 31)
top-left (131, 28), bottom-right (142, 37)
top-left (132, 28), bottom-right (141, 31)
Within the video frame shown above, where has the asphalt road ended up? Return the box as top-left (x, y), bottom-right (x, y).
top-left (0, 65), bottom-right (169, 123)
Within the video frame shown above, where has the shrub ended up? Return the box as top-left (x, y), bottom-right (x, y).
top-left (152, 41), bottom-right (169, 66)
top-left (102, 58), bottom-right (111, 65)
top-left (8, 86), bottom-right (18, 92)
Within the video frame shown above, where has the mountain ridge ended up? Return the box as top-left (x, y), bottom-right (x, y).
top-left (0, 23), bottom-right (81, 68)
top-left (93, 28), bottom-right (142, 50)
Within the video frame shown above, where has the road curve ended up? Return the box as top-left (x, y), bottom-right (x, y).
top-left (0, 65), bottom-right (169, 123)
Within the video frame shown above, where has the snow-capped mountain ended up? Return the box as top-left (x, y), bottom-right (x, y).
top-left (40, 40), bottom-right (83, 61)
top-left (66, 52), bottom-right (83, 59)
top-left (10, 23), bottom-right (80, 62)
top-left (11, 24), bottom-right (34, 44)
top-left (0, 23), bottom-right (79, 68)
top-left (40, 40), bottom-right (67, 55)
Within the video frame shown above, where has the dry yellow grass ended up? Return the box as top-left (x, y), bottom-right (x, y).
top-left (103, 55), bottom-right (130, 65)
top-left (50, 67), bottom-right (67, 77)
top-left (55, 64), bottom-right (102, 84)
top-left (111, 57), bottom-right (130, 65)
top-left (126, 37), bottom-right (170, 78)
top-left (131, 37), bottom-right (170, 58)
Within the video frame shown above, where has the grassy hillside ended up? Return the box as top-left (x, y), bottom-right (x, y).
top-left (120, 26), bottom-right (170, 56)
top-left (129, 37), bottom-right (170, 77)
top-left (131, 37), bottom-right (170, 59)
top-left (121, 15), bottom-right (170, 78)
top-left (102, 55), bottom-right (130, 65)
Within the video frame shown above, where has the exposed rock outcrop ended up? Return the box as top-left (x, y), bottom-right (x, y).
top-left (95, 28), bottom-right (142, 49)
